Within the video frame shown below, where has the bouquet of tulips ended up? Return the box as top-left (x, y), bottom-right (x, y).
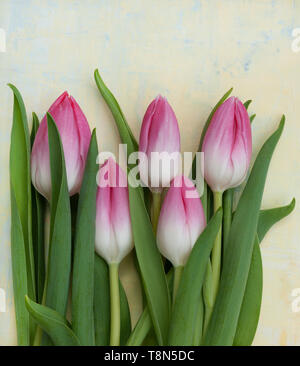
top-left (9, 70), bottom-right (295, 347)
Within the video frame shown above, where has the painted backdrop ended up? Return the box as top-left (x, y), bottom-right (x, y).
top-left (0, 0), bottom-right (299, 346)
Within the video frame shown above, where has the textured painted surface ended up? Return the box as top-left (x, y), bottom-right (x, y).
top-left (0, 0), bottom-right (299, 346)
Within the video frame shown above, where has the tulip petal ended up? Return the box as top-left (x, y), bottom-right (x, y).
top-left (95, 158), bottom-right (133, 264)
top-left (157, 175), bottom-right (206, 267)
top-left (31, 92), bottom-right (91, 199)
top-left (139, 96), bottom-right (180, 190)
top-left (202, 96), bottom-right (252, 192)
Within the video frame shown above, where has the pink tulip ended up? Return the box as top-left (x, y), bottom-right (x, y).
top-left (139, 95), bottom-right (181, 191)
top-left (95, 158), bottom-right (133, 264)
top-left (156, 175), bottom-right (206, 267)
top-left (202, 96), bottom-right (252, 192)
top-left (31, 91), bottom-right (91, 200)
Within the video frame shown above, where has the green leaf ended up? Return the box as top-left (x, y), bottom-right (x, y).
top-left (128, 172), bottom-right (171, 345)
top-left (120, 278), bottom-right (132, 345)
top-left (127, 269), bottom-right (174, 346)
top-left (257, 198), bottom-right (295, 242)
top-left (127, 307), bottom-right (152, 346)
top-left (45, 113), bottom-right (71, 316)
top-left (30, 113), bottom-right (46, 304)
top-left (233, 237), bottom-right (262, 346)
top-left (168, 209), bottom-right (222, 346)
top-left (9, 84), bottom-right (36, 344)
top-left (94, 69), bottom-right (138, 157)
top-left (25, 296), bottom-right (80, 346)
top-left (250, 114), bottom-right (256, 123)
top-left (94, 254), bottom-right (132, 346)
top-left (203, 116), bottom-right (285, 346)
top-left (94, 254), bottom-right (110, 346)
top-left (192, 293), bottom-right (204, 346)
top-left (233, 199), bottom-right (295, 345)
top-left (72, 130), bottom-right (98, 346)
top-left (244, 100), bottom-right (252, 110)
top-left (10, 189), bottom-right (29, 345)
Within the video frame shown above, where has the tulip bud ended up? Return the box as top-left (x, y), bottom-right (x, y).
top-left (139, 95), bottom-right (181, 191)
top-left (31, 91), bottom-right (91, 200)
top-left (156, 175), bottom-right (206, 267)
top-left (95, 158), bottom-right (133, 264)
top-left (202, 96), bottom-right (252, 193)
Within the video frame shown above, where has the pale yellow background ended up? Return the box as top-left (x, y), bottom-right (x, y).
top-left (0, 0), bottom-right (299, 346)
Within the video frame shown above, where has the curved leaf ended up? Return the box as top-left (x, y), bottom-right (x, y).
top-left (203, 117), bottom-right (285, 346)
top-left (25, 296), bottom-right (80, 346)
top-left (9, 84), bottom-right (35, 344)
top-left (30, 113), bottom-right (46, 304)
top-left (168, 209), bottom-right (222, 345)
top-left (244, 100), bottom-right (252, 110)
top-left (257, 198), bottom-right (295, 242)
top-left (250, 114), bottom-right (256, 123)
top-left (72, 130), bottom-right (98, 345)
top-left (94, 69), bottom-right (138, 157)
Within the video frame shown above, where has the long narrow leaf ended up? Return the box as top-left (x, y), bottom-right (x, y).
top-left (45, 114), bottom-right (71, 316)
top-left (94, 69), bottom-right (137, 156)
top-left (72, 130), bottom-right (98, 345)
top-left (25, 296), bottom-right (80, 346)
top-left (233, 237), bottom-right (262, 346)
top-left (192, 291), bottom-right (204, 346)
top-left (126, 270), bottom-right (173, 346)
top-left (128, 171), bottom-right (171, 345)
top-left (168, 209), bottom-right (222, 345)
top-left (120, 279), bottom-right (132, 345)
top-left (30, 113), bottom-right (46, 304)
top-left (203, 117), bottom-right (285, 345)
top-left (10, 189), bottom-right (29, 345)
top-left (9, 84), bottom-right (35, 344)
top-left (94, 254), bottom-right (110, 346)
top-left (234, 198), bottom-right (295, 345)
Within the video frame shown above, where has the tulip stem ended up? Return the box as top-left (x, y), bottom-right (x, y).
top-left (151, 192), bottom-right (162, 234)
top-left (109, 263), bottom-right (120, 346)
top-left (173, 265), bottom-right (184, 307)
top-left (211, 191), bottom-right (223, 304)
